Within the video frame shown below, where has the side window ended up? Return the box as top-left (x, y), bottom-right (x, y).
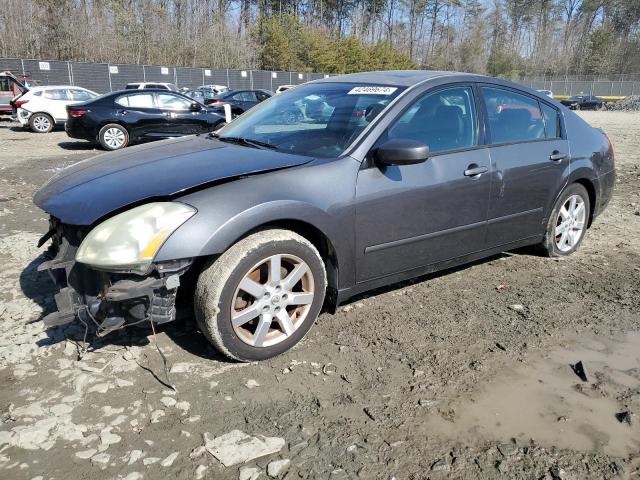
top-left (156, 93), bottom-right (191, 110)
top-left (0, 78), bottom-right (10, 92)
top-left (233, 91), bottom-right (257, 102)
top-left (69, 89), bottom-right (94, 101)
top-left (482, 87), bottom-right (545, 144)
top-left (540, 103), bottom-right (561, 139)
top-left (255, 91), bottom-right (270, 102)
top-left (116, 93), bottom-right (154, 108)
top-left (43, 89), bottom-right (70, 100)
top-left (387, 86), bottom-right (478, 154)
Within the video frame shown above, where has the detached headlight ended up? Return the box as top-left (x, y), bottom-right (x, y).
top-left (76, 202), bottom-right (195, 271)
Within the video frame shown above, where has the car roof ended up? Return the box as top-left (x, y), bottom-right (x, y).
top-left (312, 70), bottom-right (470, 87)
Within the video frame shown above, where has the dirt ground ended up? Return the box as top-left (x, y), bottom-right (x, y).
top-left (0, 111), bottom-right (638, 480)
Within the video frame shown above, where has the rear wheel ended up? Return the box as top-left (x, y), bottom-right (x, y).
top-left (194, 229), bottom-right (326, 361)
top-left (99, 123), bottom-right (129, 150)
top-left (29, 113), bottom-right (54, 133)
top-left (539, 183), bottom-right (590, 257)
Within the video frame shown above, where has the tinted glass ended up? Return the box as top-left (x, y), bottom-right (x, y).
top-left (232, 91), bottom-right (257, 102)
top-left (0, 78), bottom-right (10, 91)
top-left (116, 93), bottom-right (155, 108)
top-left (256, 91), bottom-right (271, 102)
top-left (69, 89), bottom-right (96, 101)
top-left (125, 84), bottom-right (140, 89)
top-left (43, 89), bottom-right (71, 100)
top-left (540, 103), bottom-right (561, 138)
top-left (482, 87), bottom-right (545, 144)
top-left (157, 93), bottom-right (191, 110)
top-left (387, 86), bottom-right (478, 154)
top-left (219, 82), bottom-right (404, 158)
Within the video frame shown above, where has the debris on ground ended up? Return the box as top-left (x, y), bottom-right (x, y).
top-left (570, 360), bottom-right (589, 382)
top-left (204, 430), bottom-right (285, 467)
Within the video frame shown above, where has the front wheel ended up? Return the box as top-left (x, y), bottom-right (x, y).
top-left (194, 229), bottom-right (327, 361)
top-left (539, 183), bottom-right (590, 257)
top-left (99, 123), bottom-right (129, 150)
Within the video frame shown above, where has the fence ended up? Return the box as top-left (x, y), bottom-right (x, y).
top-left (518, 74), bottom-right (639, 97)
top-left (2, 57), bottom-right (639, 97)
top-left (0, 58), bottom-right (329, 94)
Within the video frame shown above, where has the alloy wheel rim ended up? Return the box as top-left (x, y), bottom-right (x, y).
top-left (104, 128), bottom-right (125, 148)
top-left (231, 254), bottom-right (315, 348)
top-left (555, 194), bottom-right (586, 252)
top-left (33, 116), bottom-right (50, 132)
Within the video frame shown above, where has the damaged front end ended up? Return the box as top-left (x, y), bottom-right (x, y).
top-left (39, 217), bottom-right (192, 336)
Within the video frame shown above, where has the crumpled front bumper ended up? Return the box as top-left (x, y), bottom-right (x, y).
top-left (39, 218), bottom-right (192, 335)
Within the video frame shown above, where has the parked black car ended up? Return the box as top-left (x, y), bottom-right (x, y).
top-left (36, 71), bottom-right (615, 362)
top-left (560, 95), bottom-right (604, 110)
top-left (208, 89), bottom-right (273, 115)
top-left (65, 89), bottom-right (225, 150)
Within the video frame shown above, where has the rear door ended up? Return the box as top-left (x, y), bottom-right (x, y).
top-left (42, 88), bottom-right (72, 121)
top-left (480, 86), bottom-right (569, 247)
top-left (114, 92), bottom-right (164, 138)
top-left (0, 76), bottom-right (13, 113)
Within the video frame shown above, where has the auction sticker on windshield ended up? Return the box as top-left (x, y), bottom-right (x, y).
top-left (348, 86), bottom-right (398, 95)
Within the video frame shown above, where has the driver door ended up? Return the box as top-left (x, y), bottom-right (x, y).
top-left (354, 85), bottom-right (492, 282)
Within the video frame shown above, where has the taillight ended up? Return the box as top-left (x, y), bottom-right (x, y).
top-left (604, 131), bottom-right (615, 160)
top-left (14, 99), bottom-right (29, 108)
top-left (68, 109), bottom-right (87, 117)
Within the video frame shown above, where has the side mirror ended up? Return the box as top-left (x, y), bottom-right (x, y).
top-left (373, 138), bottom-right (429, 166)
top-left (190, 102), bottom-right (201, 111)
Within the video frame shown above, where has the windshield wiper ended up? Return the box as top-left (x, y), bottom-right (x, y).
top-left (211, 134), bottom-right (278, 150)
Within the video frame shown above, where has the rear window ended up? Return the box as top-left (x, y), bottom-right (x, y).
top-left (125, 84), bottom-right (141, 89)
top-left (482, 87), bottom-right (545, 144)
top-left (43, 89), bottom-right (71, 100)
top-left (116, 93), bottom-right (155, 108)
top-left (541, 103), bottom-right (561, 139)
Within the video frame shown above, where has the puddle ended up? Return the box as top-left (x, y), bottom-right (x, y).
top-left (423, 332), bottom-right (640, 456)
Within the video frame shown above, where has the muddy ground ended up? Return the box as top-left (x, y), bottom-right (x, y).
top-left (0, 111), bottom-right (638, 480)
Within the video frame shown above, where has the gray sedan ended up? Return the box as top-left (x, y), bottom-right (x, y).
top-left (34, 71), bottom-right (615, 361)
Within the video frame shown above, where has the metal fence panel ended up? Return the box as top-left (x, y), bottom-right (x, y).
top-left (291, 72), bottom-right (307, 85)
top-left (270, 71), bottom-right (291, 90)
top-left (71, 62), bottom-right (111, 94)
top-left (143, 65), bottom-right (176, 84)
top-left (227, 69), bottom-right (252, 90)
top-left (202, 68), bottom-right (229, 88)
top-left (0, 58), bottom-right (24, 75)
top-left (22, 59), bottom-right (71, 86)
top-left (108, 64), bottom-right (144, 91)
top-left (251, 70), bottom-right (272, 91)
top-left (176, 67), bottom-right (203, 89)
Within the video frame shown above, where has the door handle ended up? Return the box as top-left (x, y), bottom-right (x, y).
top-left (464, 165), bottom-right (488, 177)
top-left (549, 151), bottom-right (569, 162)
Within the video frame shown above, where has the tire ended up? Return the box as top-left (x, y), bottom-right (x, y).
top-left (194, 229), bottom-right (327, 361)
top-left (539, 183), bottom-right (590, 257)
top-left (98, 123), bottom-right (129, 150)
top-left (29, 113), bottom-right (54, 133)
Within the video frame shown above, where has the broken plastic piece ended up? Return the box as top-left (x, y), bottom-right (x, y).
top-left (570, 360), bottom-right (588, 382)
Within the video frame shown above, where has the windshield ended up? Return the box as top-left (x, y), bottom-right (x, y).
top-left (217, 82), bottom-right (405, 158)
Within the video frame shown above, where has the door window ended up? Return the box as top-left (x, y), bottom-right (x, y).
top-left (69, 89), bottom-right (97, 101)
top-left (156, 93), bottom-right (191, 110)
top-left (116, 93), bottom-right (155, 108)
top-left (43, 89), bottom-right (71, 100)
top-left (540, 103), bottom-right (561, 139)
top-left (232, 91), bottom-right (257, 102)
top-left (387, 86), bottom-right (478, 154)
top-left (0, 78), bottom-right (10, 92)
top-left (255, 91), bottom-right (270, 102)
top-left (482, 87), bottom-right (545, 144)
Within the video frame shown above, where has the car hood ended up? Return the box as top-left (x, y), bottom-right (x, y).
top-left (34, 135), bottom-right (312, 225)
